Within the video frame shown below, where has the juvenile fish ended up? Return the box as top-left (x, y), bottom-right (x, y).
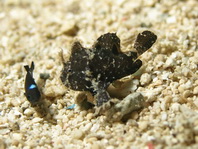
top-left (60, 31), bottom-right (157, 106)
top-left (24, 61), bottom-right (41, 105)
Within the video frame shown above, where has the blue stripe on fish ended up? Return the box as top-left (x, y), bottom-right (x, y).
top-left (29, 84), bottom-right (37, 90)
top-left (66, 104), bottom-right (76, 110)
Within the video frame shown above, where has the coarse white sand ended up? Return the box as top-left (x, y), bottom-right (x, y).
top-left (0, 0), bottom-right (198, 148)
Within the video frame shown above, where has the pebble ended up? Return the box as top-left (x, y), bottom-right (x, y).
top-left (91, 143), bottom-right (101, 149)
top-left (195, 136), bottom-right (198, 143)
top-left (126, 119), bottom-right (138, 127)
top-left (71, 129), bottom-right (84, 139)
top-left (0, 94), bottom-right (4, 101)
top-left (138, 121), bottom-right (148, 131)
top-left (11, 98), bottom-right (21, 107)
top-left (182, 90), bottom-right (191, 98)
top-left (171, 103), bottom-right (180, 112)
top-left (166, 16), bottom-right (176, 24)
top-left (12, 133), bottom-right (23, 140)
top-left (195, 80), bottom-right (198, 85)
top-left (12, 139), bottom-right (20, 146)
top-left (24, 108), bottom-right (34, 116)
top-left (86, 113), bottom-right (93, 120)
top-left (21, 100), bottom-right (29, 108)
top-left (57, 103), bottom-right (63, 110)
top-left (60, 21), bottom-right (78, 36)
top-left (80, 111), bottom-right (87, 117)
top-left (126, 135), bottom-right (135, 141)
top-left (86, 137), bottom-right (98, 143)
top-left (90, 124), bottom-right (100, 132)
top-left (193, 126), bottom-right (198, 135)
top-left (140, 73), bottom-right (152, 85)
top-left (154, 54), bottom-right (165, 63)
top-left (39, 73), bottom-right (50, 80)
top-left (10, 122), bottom-right (19, 131)
top-left (106, 92), bottom-right (144, 121)
top-left (0, 139), bottom-right (5, 149)
top-left (83, 123), bottom-right (93, 132)
top-left (46, 60), bottom-right (54, 69)
top-left (193, 86), bottom-right (198, 94)
top-left (178, 85), bottom-right (185, 93)
top-left (106, 146), bottom-right (115, 149)
top-left (43, 86), bottom-right (65, 97)
top-left (182, 67), bottom-right (190, 77)
top-left (161, 113), bottom-right (167, 121)
top-left (164, 57), bottom-right (175, 68)
top-left (164, 96), bottom-right (172, 103)
top-left (76, 115), bottom-right (84, 122)
top-left (65, 128), bottom-right (72, 135)
top-left (130, 111), bottom-right (139, 120)
top-left (160, 101), bottom-right (167, 111)
top-left (32, 117), bottom-right (43, 123)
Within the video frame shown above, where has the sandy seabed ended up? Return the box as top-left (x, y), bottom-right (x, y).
top-left (0, 0), bottom-right (198, 148)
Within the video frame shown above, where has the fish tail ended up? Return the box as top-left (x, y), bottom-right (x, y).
top-left (24, 61), bottom-right (35, 75)
top-left (24, 65), bottom-right (30, 72)
top-left (30, 61), bottom-right (35, 72)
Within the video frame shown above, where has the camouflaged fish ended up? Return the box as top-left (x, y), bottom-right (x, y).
top-left (60, 31), bottom-right (157, 106)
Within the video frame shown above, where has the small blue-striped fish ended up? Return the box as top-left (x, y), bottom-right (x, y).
top-left (24, 61), bottom-right (41, 104)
